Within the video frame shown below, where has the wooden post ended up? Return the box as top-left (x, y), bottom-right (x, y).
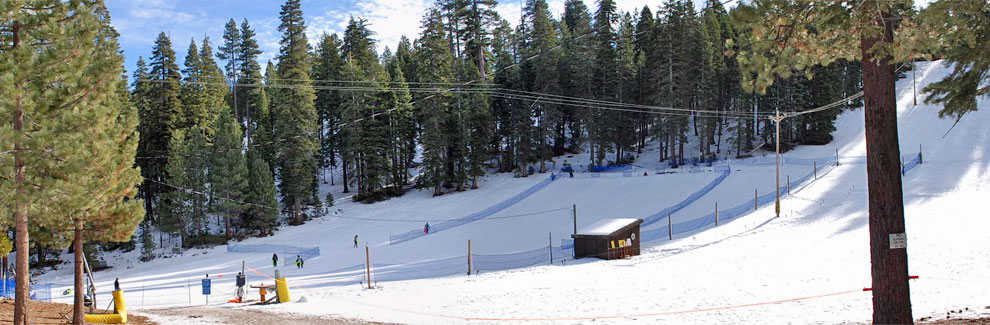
top-left (365, 245), bottom-right (371, 289)
top-left (572, 204), bottom-right (577, 235)
top-left (668, 214), bottom-right (672, 240)
top-left (468, 240), bottom-right (472, 275)
top-left (715, 202), bottom-right (719, 226)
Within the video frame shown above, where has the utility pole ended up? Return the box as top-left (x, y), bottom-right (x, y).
top-left (365, 245), bottom-right (371, 289)
top-left (572, 204), bottom-right (577, 235)
top-left (769, 110), bottom-right (785, 218)
top-left (911, 56), bottom-right (918, 106)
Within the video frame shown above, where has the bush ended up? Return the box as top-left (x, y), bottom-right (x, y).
top-left (182, 234), bottom-right (228, 249)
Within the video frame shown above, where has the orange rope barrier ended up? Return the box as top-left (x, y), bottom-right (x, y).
top-left (464, 289), bottom-right (863, 321)
top-left (233, 267), bottom-right (972, 322)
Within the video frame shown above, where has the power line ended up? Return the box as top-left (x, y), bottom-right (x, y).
top-left (143, 176), bottom-right (569, 223)
top-left (325, 207), bottom-right (571, 223)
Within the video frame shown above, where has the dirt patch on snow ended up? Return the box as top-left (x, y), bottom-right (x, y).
top-left (0, 298), bottom-right (156, 324)
top-left (139, 305), bottom-right (394, 325)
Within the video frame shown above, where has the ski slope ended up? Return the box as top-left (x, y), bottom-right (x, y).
top-left (37, 60), bottom-right (990, 324)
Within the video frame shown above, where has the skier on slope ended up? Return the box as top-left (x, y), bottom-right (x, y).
top-left (354, 235), bottom-right (359, 248)
top-left (295, 255), bottom-right (304, 269)
top-left (424, 222), bottom-right (430, 234)
top-left (272, 253), bottom-right (278, 267)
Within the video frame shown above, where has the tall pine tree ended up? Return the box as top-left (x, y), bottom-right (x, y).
top-left (273, 0), bottom-right (319, 223)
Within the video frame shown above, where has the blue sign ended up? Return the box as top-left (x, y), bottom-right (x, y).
top-left (201, 279), bottom-right (211, 295)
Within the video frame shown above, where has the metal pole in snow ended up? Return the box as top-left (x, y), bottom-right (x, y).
top-left (572, 204), bottom-right (577, 236)
top-left (365, 245), bottom-right (371, 289)
top-left (668, 215), bottom-right (672, 240)
top-left (549, 232), bottom-right (553, 265)
top-left (715, 202), bottom-right (719, 226)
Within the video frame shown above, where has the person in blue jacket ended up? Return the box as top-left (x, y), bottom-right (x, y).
top-left (424, 223), bottom-right (430, 234)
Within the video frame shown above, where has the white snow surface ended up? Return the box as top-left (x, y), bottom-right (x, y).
top-left (576, 218), bottom-right (640, 236)
top-left (33, 61), bottom-right (990, 324)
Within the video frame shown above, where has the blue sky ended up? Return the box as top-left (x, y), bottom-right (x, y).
top-left (106, 0), bottom-right (682, 77)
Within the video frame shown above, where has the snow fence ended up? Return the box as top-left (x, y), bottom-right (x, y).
top-left (226, 244), bottom-right (320, 267)
top-left (0, 278), bottom-right (50, 302)
top-left (388, 175), bottom-right (556, 245)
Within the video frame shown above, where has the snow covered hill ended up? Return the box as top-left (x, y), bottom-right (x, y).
top-left (41, 60), bottom-right (990, 324)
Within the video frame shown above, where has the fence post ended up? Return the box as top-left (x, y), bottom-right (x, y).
top-left (755, 189), bottom-right (758, 211)
top-left (365, 245), bottom-right (371, 289)
top-left (549, 232), bottom-right (553, 265)
top-left (835, 149), bottom-right (840, 166)
top-left (187, 277), bottom-right (191, 306)
top-left (572, 204), bottom-right (577, 236)
top-left (468, 240), bottom-right (472, 275)
top-left (787, 175), bottom-right (790, 194)
top-left (814, 161), bottom-right (817, 179)
top-left (919, 144), bottom-right (923, 164)
top-left (715, 202), bottom-right (719, 226)
top-left (668, 214), bottom-right (672, 240)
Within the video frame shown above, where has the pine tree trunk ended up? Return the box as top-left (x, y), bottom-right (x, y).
top-left (12, 23), bottom-right (30, 322)
top-left (225, 193), bottom-right (232, 240)
top-left (862, 9), bottom-right (912, 324)
top-left (73, 219), bottom-right (84, 325)
top-left (294, 198), bottom-right (303, 224)
top-left (342, 157), bottom-right (349, 193)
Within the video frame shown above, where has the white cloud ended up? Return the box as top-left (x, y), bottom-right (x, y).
top-left (306, 0), bottom-right (431, 55)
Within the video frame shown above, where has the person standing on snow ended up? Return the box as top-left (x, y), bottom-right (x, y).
top-left (424, 222), bottom-right (430, 234)
top-left (354, 235), bottom-right (359, 248)
top-left (295, 255), bottom-right (303, 269)
top-left (272, 253), bottom-right (278, 267)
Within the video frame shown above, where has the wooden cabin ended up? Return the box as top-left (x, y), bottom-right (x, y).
top-left (571, 218), bottom-right (643, 260)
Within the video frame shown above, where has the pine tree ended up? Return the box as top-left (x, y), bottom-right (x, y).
top-left (210, 107), bottom-right (248, 240)
top-left (217, 19), bottom-right (242, 121)
top-left (560, 0), bottom-right (595, 152)
top-left (416, 9), bottom-right (455, 195)
top-left (1, 2), bottom-right (143, 322)
top-left (274, 0), bottom-right (319, 223)
top-left (733, 1), bottom-right (921, 321)
top-left (490, 18), bottom-right (522, 173)
top-left (237, 19), bottom-right (265, 143)
top-left (256, 61), bottom-right (278, 170)
top-left (139, 32), bottom-right (184, 232)
top-left (921, 0), bottom-right (990, 120)
top-left (160, 126), bottom-right (210, 241)
top-left (180, 38), bottom-right (205, 129)
top-left (181, 38), bottom-right (226, 134)
top-left (521, 0), bottom-right (560, 172)
top-left (385, 59), bottom-right (417, 187)
top-left (313, 33), bottom-right (345, 186)
top-left (340, 17), bottom-right (392, 200)
top-left (590, 0), bottom-right (619, 166)
top-left (245, 150), bottom-right (279, 236)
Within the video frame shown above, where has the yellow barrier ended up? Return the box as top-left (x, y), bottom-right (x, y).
top-left (275, 277), bottom-right (291, 303)
top-left (84, 289), bottom-right (127, 323)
